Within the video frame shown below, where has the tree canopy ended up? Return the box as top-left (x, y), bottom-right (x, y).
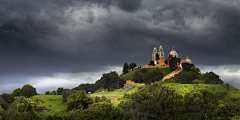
top-left (12, 88), bottom-right (22, 97)
top-left (99, 71), bottom-right (118, 90)
top-left (66, 91), bottom-right (94, 111)
top-left (203, 72), bottom-right (223, 84)
top-left (21, 84), bottom-right (37, 97)
top-left (128, 63), bottom-right (137, 70)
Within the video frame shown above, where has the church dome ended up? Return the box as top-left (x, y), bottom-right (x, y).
top-left (169, 46), bottom-right (178, 58)
top-left (185, 55), bottom-right (192, 64)
top-left (159, 45), bottom-right (163, 49)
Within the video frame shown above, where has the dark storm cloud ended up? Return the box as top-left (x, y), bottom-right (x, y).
top-left (0, 0), bottom-right (240, 93)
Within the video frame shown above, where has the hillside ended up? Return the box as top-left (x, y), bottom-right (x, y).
top-left (121, 68), bottom-right (173, 80)
top-left (91, 85), bottom-right (142, 106)
top-left (6, 95), bottom-right (66, 120)
top-left (5, 83), bottom-right (240, 120)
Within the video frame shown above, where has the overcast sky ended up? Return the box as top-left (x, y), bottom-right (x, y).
top-left (0, 0), bottom-right (240, 94)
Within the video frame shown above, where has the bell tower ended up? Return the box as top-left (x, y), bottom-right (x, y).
top-left (158, 44), bottom-right (164, 58)
top-left (152, 45), bottom-right (157, 61)
top-left (158, 44), bottom-right (165, 66)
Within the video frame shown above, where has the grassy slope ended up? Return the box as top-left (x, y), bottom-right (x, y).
top-left (91, 85), bottom-right (142, 106)
top-left (31, 95), bottom-right (66, 119)
top-left (121, 68), bottom-right (173, 80)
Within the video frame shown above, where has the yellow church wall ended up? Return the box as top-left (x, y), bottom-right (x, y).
top-left (157, 57), bottom-right (166, 67)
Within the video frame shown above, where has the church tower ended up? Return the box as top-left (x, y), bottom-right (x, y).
top-left (152, 45), bottom-right (157, 61)
top-left (158, 44), bottom-right (164, 58)
top-left (158, 44), bottom-right (165, 66)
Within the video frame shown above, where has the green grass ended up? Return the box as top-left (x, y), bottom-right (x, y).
top-left (121, 68), bottom-right (173, 80)
top-left (6, 95), bottom-right (66, 120)
top-left (30, 95), bottom-right (66, 119)
top-left (91, 85), bottom-right (142, 106)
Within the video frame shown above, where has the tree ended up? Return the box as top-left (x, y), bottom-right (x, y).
top-left (66, 91), bottom-right (94, 111)
top-left (143, 70), bottom-right (163, 84)
top-left (45, 91), bottom-right (51, 95)
top-left (62, 89), bottom-right (76, 102)
top-left (184, 89), bottom-right (219, 119)
top-left (119, 84), bottom-right (185, 120)
top-left (57, 87), bottom-right (63, 95)
top-left (203, 72), bottom-right (223, 84)
top-left (72, 83), bottom-right (96, 93)
top-left (192, 67), bottom-right (200, 73)
top-left (182, 62), bottom-right (194, 70)
top-left (0, 98), bottom-right (8, 110)
top-left (93, 96), bottom-right (111, 103)
top-left (128, 63), bottom-right (137, 70)
top-left (12, 88), bottom-right (22, 97)
top-left (21, 84), bottom-right (37, 97)
top-left (100, 71), bottom-right (118, 90)
top-left (71, 102), bottom-right (131, 120)
top-left (165, 57), bottom-right (180, 70)
top-left (132, 71), bottom-right (144, 83)
top-left (118, 78), bottom-right (126, 88)
top-left (215, 104), bottom-right (230, 120)
top-left (16, 98), bottom-right (41, 120)
top-left (17, 98), bottom-right (35, 112)
top-left (0, 93), bottom-right (14, 103)
top-left (175, 71), bottom-right (199, 84)
top-left (148, 60), bottom-right (155, 66)
top-left (122, 63), bottom-right (129, 74)
top-left (51, 90), bottom-right (57, 95)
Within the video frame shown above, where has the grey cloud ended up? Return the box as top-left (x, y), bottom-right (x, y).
top-left (0, 0), bottom-right (240, 92)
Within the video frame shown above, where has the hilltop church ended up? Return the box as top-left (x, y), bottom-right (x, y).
top-left (151, 44), bottom-right (192, 68)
